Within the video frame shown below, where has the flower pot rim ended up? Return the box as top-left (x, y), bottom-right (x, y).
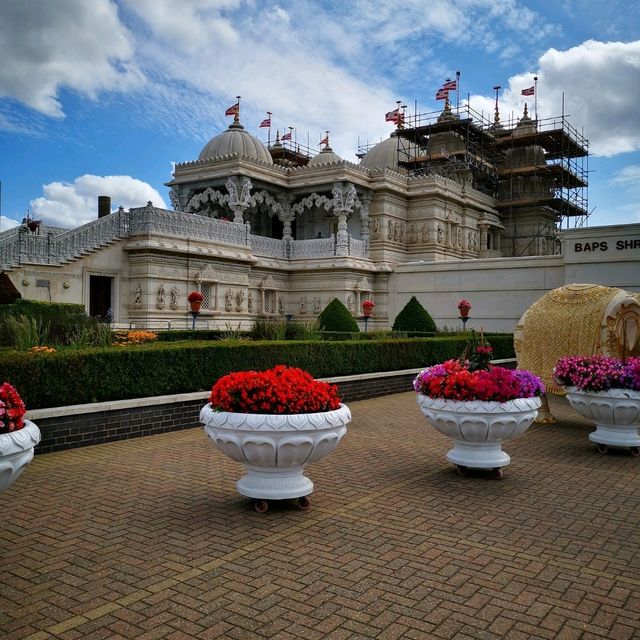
top-left (200, 402), bottom-right (352, 432)
top-left (416, 393), bottom-right (542, 411)
top-left (0, 420), bottom-right (41, 455)
top-left (204, 402), bottom-right (350, 419)
top-left (565, 386), bottom-right (640, 398)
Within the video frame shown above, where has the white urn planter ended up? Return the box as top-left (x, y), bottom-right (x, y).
top-left (565, 387), bottom-right (640, 455)
top-left (416, 395), bottom-right (541, 478)
top-left (0, 420), bottom-right (41, 492)
top-left (200, 403), bottom-right (351, 511)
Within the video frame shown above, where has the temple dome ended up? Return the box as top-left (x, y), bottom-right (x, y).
top-left (199, 119), bottom-right (273, 164)
top-left (359, 133), bottom-right (403, 171)
top-left (359, 132), bottom-right (426, 172)
top-left (307, 145), bottom-right (342, 167)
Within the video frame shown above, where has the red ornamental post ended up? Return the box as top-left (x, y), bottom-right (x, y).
top-left (187, 291), bottom-right (203, 328)
top-left (362, 300), bottom-right (374, 332)
top-left (458, 299), bottom-right (471, 328)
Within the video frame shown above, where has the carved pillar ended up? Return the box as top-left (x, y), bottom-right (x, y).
top-left (226, 176), bottom-right (253, 223)
top-left (359, 192), bottom-right (371, 256)
top-left (479, 224), bottom-right (488, 250)
top-left (278, 194), bottom-right (295, 241)
top-left (332, 183), bottom-right (356, 257)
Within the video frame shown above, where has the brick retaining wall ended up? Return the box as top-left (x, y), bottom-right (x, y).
top-left (30, 371), bottom-right (419, 454)
top-left (28, 359), bottom-right (516, 454)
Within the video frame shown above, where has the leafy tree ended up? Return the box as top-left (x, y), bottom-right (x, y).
top-left (317, 298), bottom-right (359, 332)
top-left (392, 296), bottom-right (437, 332)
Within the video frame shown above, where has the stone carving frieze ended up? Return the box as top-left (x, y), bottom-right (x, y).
top-left (184, 187), bottom-right (228, 214)
top-left (291, 193), bottom-right (333, 216)
top-left (248, 190), bottom-right (285, 219)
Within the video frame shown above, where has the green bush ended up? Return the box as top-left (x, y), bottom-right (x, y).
top-left (317, 298), bottom-right (359, 332)
top-left (285, 320), bottom-right (321, 341)
top-left (0, 300), bottom-right (98, 347)
top-left (0, 335), bottom-right (515, 410)
top-left (2, 315), bottom-right (48, 350)
top-left (392, 296), bottom-right (437, 332)
top-left (251, 317), bottom-right (287, 341)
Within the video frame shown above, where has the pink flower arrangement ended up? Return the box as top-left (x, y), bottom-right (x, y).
top-left (0, 382), bottom-right (26, 434)
top-left (554, 355), bottom-right (640, 392)
top-left (414, 360), bottom-right (544, 402)
top-left (457, 299), bottom-right (471, 311)
top-left (414, 339), bottom-right (544, 403)
top-left (210, 365), bottom-right (341, 414)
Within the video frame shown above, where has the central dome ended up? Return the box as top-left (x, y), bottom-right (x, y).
top-left (199, 120), bottom-right (273, 164)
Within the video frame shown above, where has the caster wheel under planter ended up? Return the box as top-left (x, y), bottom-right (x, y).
top-left (253, 500), bottom-right (269, 513)
top-left (493, 468), bottom-right (504, 480)
top-left (456, 465), bottom-right (468, 477)
top-left (630, 447), bottom-right (640, 457)
top-left (597, 444), bottom-right (609, 455)
top-left (297, 496), bottom-right (311, 511)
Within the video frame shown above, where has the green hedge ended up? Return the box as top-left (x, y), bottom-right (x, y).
top-left (155, 329), bottom-right (236, 341)
top-left (0, 335), bottom-right (515, 409)
top-left (319, 331), bottom-right (408, 340)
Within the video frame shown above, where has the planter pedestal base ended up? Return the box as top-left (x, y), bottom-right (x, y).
top-left (565, 387), bottom-right (640, 453)
top-left (588, 426), bottom-right (640, 448)
top-left (446, 442), bottom-right (511, 469)
top-left (237, 466), bottom-right (313, 500)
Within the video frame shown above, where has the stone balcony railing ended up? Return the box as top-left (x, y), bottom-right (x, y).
top-left (0, 205), bottom-right (369, 268)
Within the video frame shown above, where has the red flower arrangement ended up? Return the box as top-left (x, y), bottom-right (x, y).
top-left (187, 291), bottom-right (204, 303)
top-left (0, 382), bottom-right (26, 434)
top-left (210, 365), bottom-right (341, 414)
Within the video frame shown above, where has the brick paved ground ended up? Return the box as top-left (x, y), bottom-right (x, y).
top-left (1, 393), bottom-right (639, 640)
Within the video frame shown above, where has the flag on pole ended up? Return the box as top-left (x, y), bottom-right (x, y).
top-left (319, 135), bottom-right (329, 145)
top-left (435, 89), bottom-right (448, 100)
top-left (281, 131), bottom-right (292, 140)
top-left (259, 117), bottom-right (271, 128)
top-left (521, 86), bottom-right (535, 96)
top-left (385, 108), bottom-right (399, 122)
top-left (225, 103), bottom-right (239, 116)
top-left (441, 79), bottom-right (457, 91)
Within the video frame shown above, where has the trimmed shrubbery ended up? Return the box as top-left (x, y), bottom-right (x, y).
top-left (0, 334), bottom-right (515, 409)
top-left (392, 297), bottom-right (437, 333)
top-left (318, 299), bottom-right (360, 332)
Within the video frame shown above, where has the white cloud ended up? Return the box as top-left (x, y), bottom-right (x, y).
top-left (0, 217), bottom-right (20, 231)
top-left (473, 40), bottom-right (640, 157)
top-left (115, 0), bottom-right (561, 162)
top-left (0, 0), bottom-right (143, 117)
top-left (30, 175), bottom-right (166, 228)
top-left (611, 164), bottom-right (640, 193)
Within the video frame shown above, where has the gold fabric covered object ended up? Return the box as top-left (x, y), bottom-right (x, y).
top-left (515, 284), bottom-right (640, 395)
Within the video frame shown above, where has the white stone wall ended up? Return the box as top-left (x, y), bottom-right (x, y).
top-left (391, 224), bottom-right (640, 333)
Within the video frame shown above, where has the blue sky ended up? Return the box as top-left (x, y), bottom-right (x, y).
top-left (1, 0), bottom-right (640, 230)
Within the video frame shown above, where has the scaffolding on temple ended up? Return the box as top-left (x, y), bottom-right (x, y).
top-left (389, 99), bottom-right (589, 257)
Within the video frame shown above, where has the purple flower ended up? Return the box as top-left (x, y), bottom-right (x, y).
top-left (554, 355), bottom-right (639, 392)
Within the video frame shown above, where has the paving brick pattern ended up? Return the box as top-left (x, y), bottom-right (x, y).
top-left (1, 393), bottom-right (639, 639)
